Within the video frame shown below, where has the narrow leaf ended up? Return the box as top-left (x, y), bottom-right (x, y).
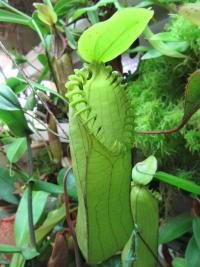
top-left (144, 26), bottom-right (187, 59)
top-left (35, 205), bottom-right (65, 243)
top-left (0, 9), bottom-right (30, 25)
top-left (78, 8), bottom-right (154, 63)
top-left (0, 244), bottom-right (20, 253)
top-left (159, 213), bottom-right (193, 244)
top-left (33, 179), bottom-right (63, 194)
top-left (193, 217), bottom-right (200, 251)
top-left (183, 70), bottom-right (200, 123)
top-left (154, 172), bottom-right (200, 195)
top-left (185, 237), bottom-right (200, 267)
top-left (172, 257), bottom-right (187, 267)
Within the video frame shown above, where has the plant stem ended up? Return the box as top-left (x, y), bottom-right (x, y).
top-left (26, 135), bottom-right (37, 249)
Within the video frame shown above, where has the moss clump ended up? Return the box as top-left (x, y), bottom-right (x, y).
top-left (128, 16), bottom-right (200, 181)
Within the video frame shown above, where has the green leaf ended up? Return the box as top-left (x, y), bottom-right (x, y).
top-left (132, 155), bottom-right (157, 185)
top-left (193, 217), bottom-right (200, 251)
top-left (185, 237), bottom-right (200, 267)
top-left (6, 77), bottom-right (27, 93)
top-left (15, 189), bottom-right (48, 245)
top-left (35, 205), bottom-right (65, 243)
top-left (64, 27), bottom-right (77, 49)
top-left (154, 171), bottom-right (200, 195)
top-left (159, 213), bottom-right (193, 244)
top-left (4, 137), bottom-right (27, 163)
top-left (72, 0), bottom-right (121, 21)
top-left (142, 49), bottom-right (162, 60)
top-left (33, 3), bottom-right (57, 26)
top-left (24, 91), bottom-right (36, 110)
top-left (54, 0), bottom-right (79, 17)
top-left (149, 32), bottom-right (179, 42)
top-left (0, 167), bottom-right (19, 204)
top-left (33, 179), bottom-right (63, 194)
top-left (183, 70), bottom-right (200, 123)
top-left (78, 7), bottom-right (154, 63)
top-left (0, 244), bottom-right (20, 253)
top-left (144, 26), bottom-right (187, 59)
top-left (57, 167), bottom-right (77, 199)
top-left (179, 4), bottom-right (200, 27)
top-left (0, 9), bottom-right (30, 25)
top-left (172, 257), bottom-right (187, 267)
top-left (0, 84), bottom-right (31, 137)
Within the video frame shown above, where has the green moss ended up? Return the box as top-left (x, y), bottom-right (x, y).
top-left (128, 46), bottom-right (200, 181)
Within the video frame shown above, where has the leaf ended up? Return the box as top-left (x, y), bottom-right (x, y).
top-left (15, 189), bottom-right (48, 246)
top-left (6, 77), bottom-right (26, 93)
top-left (172, 257), bottom-right (187, 267)
top-left (142, 49), bottom-right (162, 60)
top-left (72, 0), bottom-right (121, 21)
top-left (0, 167), bottom-right (19, 204)
top-left (4, 137), bottom-right (27, 163)
top-left (24, 91), bottom-right (36, 110)
top-left (0, 244), bottom-right (20, 253)
top-left (0, 84), bottom-right (31, 137)
top-left (33, 3), bottom-right (57, 26)
top-left (183, 70), bottom-right (200, 123)
top-left (185, 237), bottom-right (200, 267)
top-left (35, 205), bottom-right (65, 243)
top-left (144, 26), bottom-right (187, 59)
top-left (193, 217), bottom-right (200, 251)
top-left (159, 213), bottom-right (193, 244)
top-left (64, 27), bottom-right (77, 49)
top-left (92, 255), bottom-right (121, 267)
top-left (78, 7), bottom-right (154, 63)
top-left (154, 171), bottom-right (200, 195)
top-left (179, 4), bottom-right (200, 27)
top-left (33, 179), bottom-right (63, 194)
top-left (0, 9), bottom-right (30, 25)
top-left (132, 155), bottom-right (157, 185)
top-left (149, 32), bottom-right (179, 42)
top-left (54, 0), bottom-right (79, 17)
top-left (57, 167), bottom-right (77, 199)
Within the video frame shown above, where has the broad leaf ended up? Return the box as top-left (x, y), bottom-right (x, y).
top-left (14, 189), bottom-right (48, 245)
top-left (159, 213), bottom-right (193, 244)
top-left (193, 217), bottom-right (200, 251)
top-left (0, 84), bottom-right (31, 137)
top-left (185, 237), bottom-right (200, 267)
top-left (4, 137), bottom-right (27, 163)
top-left (172, 257), bottom-right (187, 267)
top-left (155, 171), bottom-right (200, 195)
top-left (132, 155), bottom-right (157, 185)
top-left (78, 8), bottom-right (154, 63)
top-left (179, 4), bottom-right (200, 27)
top-left (0, 168), bottom-right (19, 204)
top-left (33, 3), bottom-right (57, 26)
